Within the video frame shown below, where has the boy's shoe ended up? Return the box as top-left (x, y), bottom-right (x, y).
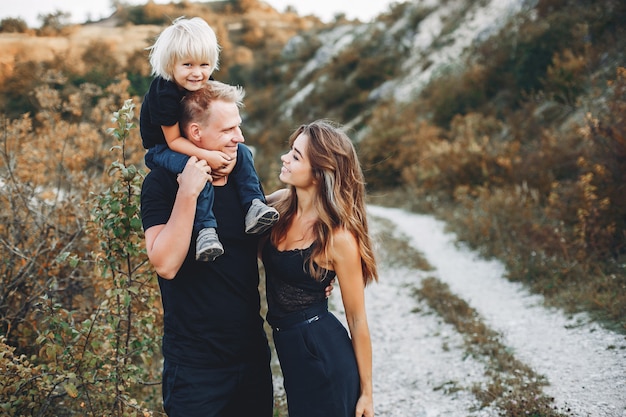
top-left (245, 198), bottom-right (279, 235)
top-left (196, 227), bottom-right (224, 262)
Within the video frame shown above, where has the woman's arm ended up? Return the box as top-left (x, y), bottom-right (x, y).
top-left (145, 156), bottom-right (211, 279)
top-left (331, 229), bottom-right (374, 417)
top-left (265, 188), bottom-right (288, 205)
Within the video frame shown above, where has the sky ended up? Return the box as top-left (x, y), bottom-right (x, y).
top-left (0, 0), bottom-right (397, 28)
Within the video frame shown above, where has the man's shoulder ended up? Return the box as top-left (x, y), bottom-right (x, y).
top-left (141, 167), bottom-right (179, 231)
top-left (143, 167), bottom-right (177, 191)
top-left (145, 165), bottom-right (175, 178)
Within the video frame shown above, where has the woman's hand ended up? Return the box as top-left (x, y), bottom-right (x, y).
top-left (355, 393), bottom-right (374, 417)
top-left (324, 278), bottom-right (336, 298)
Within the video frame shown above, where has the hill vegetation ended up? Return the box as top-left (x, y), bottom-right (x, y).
top-left (0, 0), bottom-right (624, 415)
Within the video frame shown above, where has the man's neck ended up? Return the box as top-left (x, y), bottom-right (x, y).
top-left (212, 176), bottom-right (228, 186)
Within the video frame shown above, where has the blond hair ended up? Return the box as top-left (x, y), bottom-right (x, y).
top-left (148, 16), bottom-right (220, 81)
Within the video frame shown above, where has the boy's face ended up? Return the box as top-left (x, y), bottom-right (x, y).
top-left (196, 100), bottom-right (244, 160)
top-left (172, 57), bottom-right (212, 92)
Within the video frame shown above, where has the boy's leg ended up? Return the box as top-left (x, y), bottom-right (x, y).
top-left (244, 199), bottom-right (280, 235)
top-left (195, 184), bottom-right (223, 262)
top-left (144, 147), bottom-right (157, 170)
top-left (148, 144), bottom-right (190, 173)
top-left (149, 145), bottom-right (223, 261)
top-left (230, 144), bottom-right (265, 206)
top-left (231, 144), bottom-right (279, 234)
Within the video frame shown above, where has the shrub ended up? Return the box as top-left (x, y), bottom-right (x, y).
top-left (0, 17), bottom-right (29, 33)
top-left (423, 65), bottom-right (490, 128)
top-left (359, 101), bottom-right (443, 189)
top-left (542, 49), bottom-right (588, 106)
top-left (0, 99), bottom-right (162, 416)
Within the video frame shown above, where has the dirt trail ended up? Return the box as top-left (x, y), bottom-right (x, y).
top-left (327, 206), bottom-right (626, 417)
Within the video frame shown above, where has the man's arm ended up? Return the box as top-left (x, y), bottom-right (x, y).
top-left (144, 156), bottom-right (211, 279)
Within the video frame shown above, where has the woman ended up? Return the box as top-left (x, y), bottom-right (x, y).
top-left (262, 120), bottom-right (378, 417)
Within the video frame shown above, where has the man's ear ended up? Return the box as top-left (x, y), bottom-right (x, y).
top-left (185, 123), bottom-right (202, 143)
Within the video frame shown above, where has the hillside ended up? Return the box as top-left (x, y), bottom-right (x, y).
top-left (1, 0), bottom-right (623, 331)
top-left (0, 0), bottom-right (623, 329)
top-left (0, 23), bottom-right (160, 75)
top-left (228, 0), bottom-right (626, 334)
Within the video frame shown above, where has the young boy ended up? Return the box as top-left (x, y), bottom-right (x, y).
top-left (139, 17), bottom-right (278, 262)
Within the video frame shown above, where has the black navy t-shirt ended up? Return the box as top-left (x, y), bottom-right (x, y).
top-left (141, 166), bottom-right (268, 367)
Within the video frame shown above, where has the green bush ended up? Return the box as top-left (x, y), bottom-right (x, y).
top-left (0, 98), bottom-right (163, 416)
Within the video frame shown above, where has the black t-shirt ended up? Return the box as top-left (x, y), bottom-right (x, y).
top-left (139, 76), bottom-right (185, 149)
top-left (141, 166), bottom-right (268, 368)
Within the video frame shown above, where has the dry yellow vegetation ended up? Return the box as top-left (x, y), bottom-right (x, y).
top-left (0, 21), bottom-right (161, 82)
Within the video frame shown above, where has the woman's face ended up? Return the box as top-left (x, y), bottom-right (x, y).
top-left (280, 133), bottom-right (314, 189)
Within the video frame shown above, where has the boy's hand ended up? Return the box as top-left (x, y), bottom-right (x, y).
top-left (211, 157), bottom-right (237, 186)
top-left (202, 149), bottom-right (232, 170)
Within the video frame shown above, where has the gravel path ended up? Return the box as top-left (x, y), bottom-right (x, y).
top-left (329, 206), bottom-right (626, 417)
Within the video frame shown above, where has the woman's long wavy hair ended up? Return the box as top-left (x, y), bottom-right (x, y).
top-left (271, 120), bottom-right (378, 285)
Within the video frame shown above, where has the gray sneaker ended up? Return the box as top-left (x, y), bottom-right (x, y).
top-left (196, 227), bottom-right (224, 262)
top-left (245, 198), bottom-right (279, 234)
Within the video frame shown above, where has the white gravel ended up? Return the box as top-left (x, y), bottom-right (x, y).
top-left (356, 205), bottom-right (626, 417)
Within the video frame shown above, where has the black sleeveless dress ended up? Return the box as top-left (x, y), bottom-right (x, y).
top-left (262, 242), bottom-right (360, 417)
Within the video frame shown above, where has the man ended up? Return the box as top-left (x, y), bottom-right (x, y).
top-left (140, 80), bottom-right (273, 417)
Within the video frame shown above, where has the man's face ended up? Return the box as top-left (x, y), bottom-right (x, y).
top-left (197, 100), bottom-right (244, 160)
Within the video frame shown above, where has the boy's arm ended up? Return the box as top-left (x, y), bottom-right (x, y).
top-left (162, 123), bottom-right (231, 169)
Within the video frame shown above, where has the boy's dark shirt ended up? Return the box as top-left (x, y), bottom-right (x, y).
top-left (140, 76), bottom-right (184, 149)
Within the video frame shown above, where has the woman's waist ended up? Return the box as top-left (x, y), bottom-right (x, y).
top-left (267, 299), bottom-right (329, 331)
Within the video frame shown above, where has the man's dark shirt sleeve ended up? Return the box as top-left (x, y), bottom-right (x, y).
top-left (141, 167), bottom-right (177, 232)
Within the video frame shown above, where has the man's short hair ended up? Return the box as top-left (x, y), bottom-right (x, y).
top-left (179, 81), bottom-right (246, 132)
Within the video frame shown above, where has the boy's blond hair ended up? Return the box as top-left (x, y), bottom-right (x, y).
top-left (148, 16), bottom-right (220, 81)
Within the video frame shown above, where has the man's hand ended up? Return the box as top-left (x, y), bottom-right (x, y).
top-left (178, 156), bottom-right (212, 196)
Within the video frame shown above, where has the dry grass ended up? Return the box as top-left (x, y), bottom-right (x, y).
top-left (0, 23), bottom-right (161, 81)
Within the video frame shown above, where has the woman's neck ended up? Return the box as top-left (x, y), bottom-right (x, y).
top-left (294, 189), bottom-right (317, 222)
